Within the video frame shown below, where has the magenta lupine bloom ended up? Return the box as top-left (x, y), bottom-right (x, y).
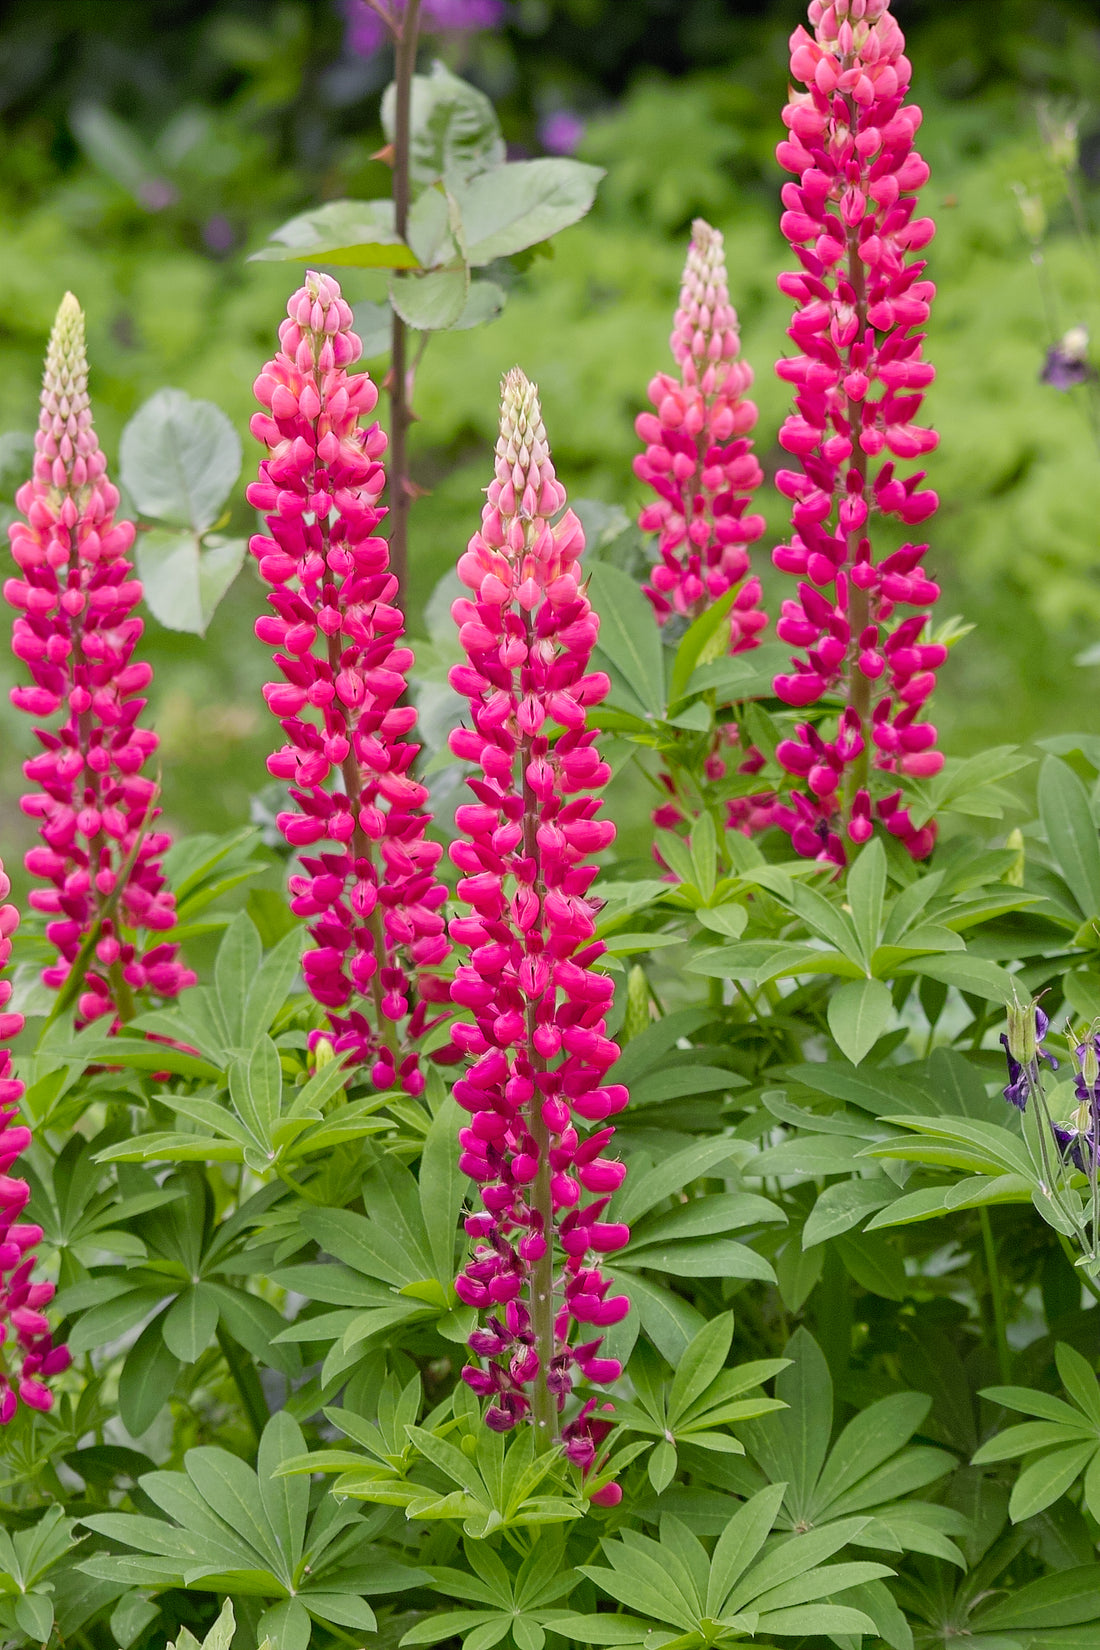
top-left (635, 219), bottom-right (767, 650)
top-left (0, 858), bottom-right (71, 1422)
top-left (343, 0), bottom-right (504, 55)
top-left (249, 272), bottom-right (450, 1092)
top-left (447, 369), bottom-right (629, 1480)
top-left (5, 293), bottom-right (193, 1022)
top-left (770, 0), bottom-right (943, 866)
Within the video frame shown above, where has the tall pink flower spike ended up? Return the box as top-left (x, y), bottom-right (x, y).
top-left (448, 369), bottom-right (629, 1501)
top-left (249, 271), bottom-right (450, 1092)
top-left (6, 293), bottom-right (193, 1023)
top-left (772, 0), bottom-right (944, 867)
top-left (0, 857), bottom-right (71, 1421)
top-left (635, 218), bottom-right (767, 649)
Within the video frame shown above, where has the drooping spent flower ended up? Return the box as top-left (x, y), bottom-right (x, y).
top-left (635, 219), bottom-right (767, 648)
top-left (1000, 1000), bottom-right (1056, 1112)
top-left (1041, 326), bottom-right (1095, 392)
top-left (0, 856), bottom-right (71, 1421)
top-left (5, 293), bottom-right (193, 1023)
top-left (448, 368), bottom-right (629, 1483)
top-left (249, 271), bottom-right (450, 1093)
top-left (771, 0), bottom-right (945, 865)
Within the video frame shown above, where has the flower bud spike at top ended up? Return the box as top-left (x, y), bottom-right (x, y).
top-left (635, 219), bottom-right (767, 649)
top-left (5, 293), bottom-right (193, 1024)
top-left (0, 855), bottom-right (71, 1422)
top-left (448, 368), bottom-right (630, 1484)
top-left (770, 0), bottom-right (944, 866)
top-left (249, 271), bottom-right (450, 1092)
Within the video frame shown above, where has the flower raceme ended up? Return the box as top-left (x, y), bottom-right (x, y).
top-left (0, 858), bottom-right (70, 1422)
top-left (771, 0), bottom-right (944, 866)
top-left (249, 272), bottom-right (450, 1092)
top-left (635, 219), bottom-right (767, 648)
top-left (5, 293), bottom-right (192, 1022)
top-left (447, 369), bottom-right (629, 1492)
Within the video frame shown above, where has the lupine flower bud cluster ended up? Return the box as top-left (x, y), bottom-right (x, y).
top-left (771, 0), bottom-right (944, 865)
top-left (0, 858), bottom-right (70, 1421)
top-left (249, 272), bottom-right (450, 1091)
top-left (5, 294), bottom-right (191, 1021)
top-left (447, 369), bottom-right (629, 1483)
top-left (635, 220), bottom-right (767, 648)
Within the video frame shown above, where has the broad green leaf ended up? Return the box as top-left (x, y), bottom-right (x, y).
top-left (835, 1230), bottom-right (907, 1300)
top-left (847, 838), bottom-right (886, 965)
top-left (815, 1392), bottom-right (931, 1509)
top-left (1055, 1343), bottom-right (1100, 1427)
top-left (137, 529), bottom-right (246, 636)
top-left (419, 1096), bottom-right (466, 1283)
top-left (1040, 755), bottom-right (1100, 919)
top-left (617, 1138), bottom-right (742, 1226)
top-left (389, 265), bottom-right (469, 330)
top-left (241, 927), bottom-right (304, 1046)
top-left (611, 1269), bottom-right (704, 1366)
top-left (258, 1412), bottom-right (309, 1576)
top-left (250, 199), bottom-right (419, 268)
top-left (706, 1483), bottom-right (787, 1616)
top-left (185, 1446), bottom-right (283, 1574)
top-left (828, 977), bottom-right (893, 1065)
top-left (452, 279), bottom-right (507, 330)
top-left (258, 1599), bottom-right (311, 1650)
top-left (120, 388), bottom-right (241, 533)
top-left (454, 158), bottom-right (604, 263)
top-left (381, 62), bottom-right (505, 186)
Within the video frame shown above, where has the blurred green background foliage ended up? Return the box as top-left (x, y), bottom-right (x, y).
top-left (3, 0), bottom-right (1100, 857)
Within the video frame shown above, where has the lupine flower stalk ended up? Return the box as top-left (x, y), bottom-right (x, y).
top-left (0, 857), bottom-right (70, 1421)
top-left (5, 293), bottom-right (192, 1022)
top-left (635, 219), bottom-right (767, 649)
top-left (448, 369), bottom-right (629, 1486)
top-left (771, 0), bottom-right (944, 866)
top-left (249, 272), bottom-right (449, 1091)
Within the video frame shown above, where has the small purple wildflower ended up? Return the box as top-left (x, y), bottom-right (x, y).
top-left (540, 110), bottom-right (585, 156)
top-left (342, 0), bottom-right (504, 55)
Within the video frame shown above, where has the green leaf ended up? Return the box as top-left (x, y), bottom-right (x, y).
top-left (162, 1285), bottom-right (220, 1363)
top-left (138, 528), bottom-right (245, 636)
top-left (250, 199), bottom-right (419, 268)
top-left (258, 1412), bottom-right (308, 1575)
top-left (453, 158), bottom-right (603, 264)
top-left (1009, 1443), bottom-right (1097, 1522)
top-left (1040, 755), bottom-right (1100, 919)
top-left (1055, 1343), bottom-right (1100, 1426)
top-left (898, 953), bottom-right (1019, 1004)
top-left (976, 1564), bottom-right (1100, 1630)
top-left (381, 61), bottom-right (505, 186)
top-left (258, 1600), bottom-right (311, 1650)
top-left (451, 279), bottom-right (507, 330)
top-left (828, 977), bottom-right (892, 1065)
top-left (668, 585), bottom-right (739, 705)
top-left (118, 1314), bottom-right (181, 1436)
top-left (706, 1483), bottom-right (787, 1616)
top-left (648, 1440), bottom-right (677, 1495)
top-left (846, 837), bottom-right (886, 961)
top-left (389, 265), bottom-right (469, 330)
top-left (419, 1096), bottom-right (466, 1283)
top-left (14, 1592), bottom-right (55, 1643)
top-left (215, 913), bottom-right (263, 1047)
top-left (241, 927), bottom-right (304, 1046)
top-left (120, 388), bottom-right (241, 534)
top-left (803, 1180), bottom-right (894, 1248)
top-left (834, 1231), bottom-right (908, 1300)
top-left (666, 1315), bottom-right (734, 1427)
top-left (586, 561), bottom-right (665, 719)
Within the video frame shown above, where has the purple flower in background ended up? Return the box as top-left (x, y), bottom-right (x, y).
top-left (540, 110), bottom-right (585, 156)
top-left (1041, 325), bottom-right (1095, 391)
top-left (343, 0), bottom-right (504, 54)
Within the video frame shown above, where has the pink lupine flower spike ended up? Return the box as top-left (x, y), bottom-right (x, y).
top-left (249, 272), bottom-right (450, 1091)
top-left (635, 218), bottom-right (767, 648)
top-left (6, 293), bottom-right (193, 1022)
top-left (448, 368), bottom-right (629, 1500)
top-left (771, 0), bottom-right (943, 866)
top-left (0, 856), bottom-right (70, 1421)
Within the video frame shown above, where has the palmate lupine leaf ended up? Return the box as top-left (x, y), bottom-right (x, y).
top-left (975, 1343), bottom-right (1100, 1522)
top-left (78, 1413), bottom-right (427, 1650)
top-left (558, 1489), bottom-right (889, 1647)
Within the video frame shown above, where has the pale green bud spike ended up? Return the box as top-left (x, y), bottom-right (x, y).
top-left (35, 291), bottom-right (101, 498)
top-left (1004, 827), bottom-right (1025, 889)
top-left (621, 965), bottom-right (652, 1045)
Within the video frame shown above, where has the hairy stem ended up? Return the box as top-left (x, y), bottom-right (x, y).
top-left (387, 0), bottom-right (421, 601)
top-left (842, 148), bottom-right (871, 824)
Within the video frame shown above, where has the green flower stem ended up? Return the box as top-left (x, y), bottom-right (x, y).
top-left (387, 0), bottom-right (422, 600)
top-left (979, 1207), bottom-right (1011, 1384)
